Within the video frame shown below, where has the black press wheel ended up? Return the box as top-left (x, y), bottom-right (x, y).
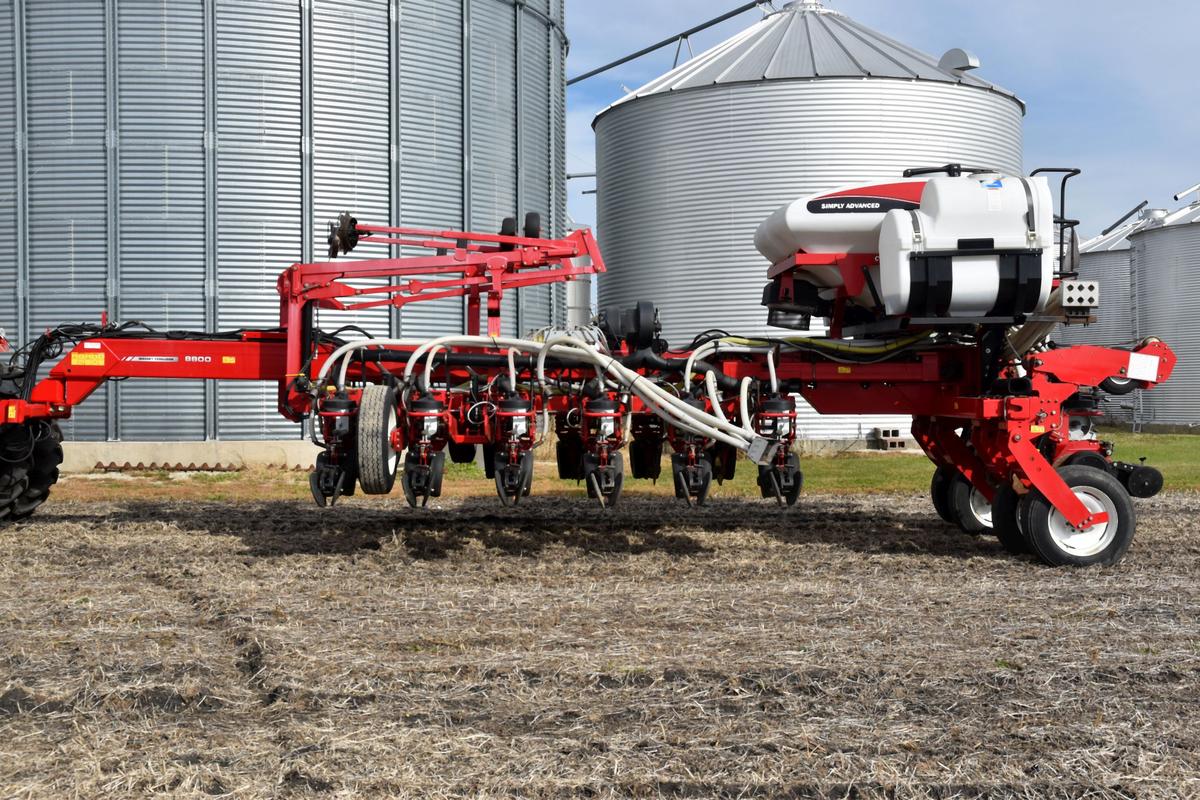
top-left (949, 474), bottom-right (993, 535)
top-left (991, 484), bottom-right (1031, 555)
top-left (1021, 466), bottom-right (1136, 567)
top-left (930, 467), bottom-right (956, 524)
top-left (357, 385), bottom-right (400, 495)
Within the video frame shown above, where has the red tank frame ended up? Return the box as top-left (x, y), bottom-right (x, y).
top-left (0, 216), bottom-right (1178, 535)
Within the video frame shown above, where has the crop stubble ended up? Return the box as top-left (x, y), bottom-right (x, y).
top-left (1, 492), bottom-right (1199, 798)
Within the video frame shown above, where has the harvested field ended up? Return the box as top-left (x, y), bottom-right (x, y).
top-left (2, 488), bottom-right (1200, 798)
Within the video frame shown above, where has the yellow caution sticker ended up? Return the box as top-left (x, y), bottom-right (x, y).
top-left (1030, 425), bottom-right (1047, 434)
top-left (838, 367), bottom-right (853, 375)
top-left (222, 356), bottom-right (237, 365)
top-left (71, 351), bottom-right (106, 367)
top-left (6, 406), bottom-right (16, 421)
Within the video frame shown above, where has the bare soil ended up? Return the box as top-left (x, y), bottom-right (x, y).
top-left (2, 491), bottom-right (1199, 798)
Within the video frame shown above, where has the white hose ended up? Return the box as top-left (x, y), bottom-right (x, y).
top-left (705, 372), bottom-right (729, 425)
top-left (321, 333), bottom-right (765, 456)
top-left (543, 337), bottom-right (754, 449)
top-left (404, 335), bottom-right (540, 381)
top-left (684, 342), bottom-right (718, 392)
top-left (767, 347), bottom-right (779, 395)
top-left (738, 377), bottom-right (755, 435)
top-left (315, 338), bottom-right (426, 389)
top-left (424, 345), bottom-right (447, 392)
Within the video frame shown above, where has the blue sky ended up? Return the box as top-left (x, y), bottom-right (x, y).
top-left (564, 0), bottom-right (1200, 238)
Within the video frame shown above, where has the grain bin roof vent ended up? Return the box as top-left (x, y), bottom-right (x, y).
top-left (938, 48), bottom-right (981, 73)
top-left (598, 0), bottom-right (1024, 118)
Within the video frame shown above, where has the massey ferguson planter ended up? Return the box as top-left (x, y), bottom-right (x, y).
top-left (0, 166), bottom-right (1176, 567)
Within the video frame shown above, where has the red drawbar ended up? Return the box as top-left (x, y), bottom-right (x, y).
top-left (816, 182), bottom-right (927, 205)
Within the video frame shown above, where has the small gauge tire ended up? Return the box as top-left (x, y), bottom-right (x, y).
top-left (357, 385), bottom-right (400, 495)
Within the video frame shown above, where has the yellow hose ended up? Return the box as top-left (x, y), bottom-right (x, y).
top-left (721, 331), bottom-right (933, 356)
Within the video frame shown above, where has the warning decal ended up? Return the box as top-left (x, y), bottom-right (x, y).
top-left (70, 352), bottom-right (106, 367)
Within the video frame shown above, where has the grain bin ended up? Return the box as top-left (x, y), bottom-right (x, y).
top-left (594, 0), bottom-right (1024, 345)
top-left (593, 0), bottom-right (1024, 439)
top-left (1058, 207), bottom-right (1166, 349)
top-left (1130, 198), bottom-right (1200, 427)
top-left (1056, 208), bottom-right (1167, 422)
top-left (0, 0), bottom-right (567, 441)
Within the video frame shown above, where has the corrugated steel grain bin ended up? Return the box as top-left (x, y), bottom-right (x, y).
top-left (0, 0), bottom-right (567, 441)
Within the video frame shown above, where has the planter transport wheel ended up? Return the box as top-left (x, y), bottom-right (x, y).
top-left (1022, 466), bottom-right (1136, 567)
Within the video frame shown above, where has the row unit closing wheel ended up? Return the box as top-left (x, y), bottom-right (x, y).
top-left (0, 421), bottom-right (64, 522)
top-left (991, 466), bottom-right (1135, 566)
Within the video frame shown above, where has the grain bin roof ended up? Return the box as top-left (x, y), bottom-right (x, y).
top-left (1092, 203), bottom-right (1200, 252)
top-left (596, 0), bottom-right (1024, 120)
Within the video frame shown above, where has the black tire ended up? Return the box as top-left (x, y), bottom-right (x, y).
top-left (991, 484), bottom-right (1031, 555)
top-left (1022, 466), bottom-right (1136, 567)
top-left (1064, 451), bottom-right (1110, 473)
top-left (555, 436), bottom-right (584, 480)
top-left (930, 467), bottom-right (956, 524)
top-left (356, 385), bottom-right (399, 495)
top-left (949, 474), bottom-right (993, 535)
top-left (1, 421), bottom-right (62, 523)
top-left (482, 444), bottom-right (497, 479)
top-left (1101, 377), bottom-right (1138, 396)
top-left (629, 438), bottom-right (663, 481)
top-left (448, 442), bottom-right (477, 465)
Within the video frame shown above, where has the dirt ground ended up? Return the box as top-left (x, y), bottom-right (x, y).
top-left (1, 490), bottom-right (1199, 799)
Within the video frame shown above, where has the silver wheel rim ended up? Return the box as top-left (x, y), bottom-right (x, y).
top-left (969, 487), bottom-right (993, 529)
top-left (1046, 487), bottom-right (1119, 558)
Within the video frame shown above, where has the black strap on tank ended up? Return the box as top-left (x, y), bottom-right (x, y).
top-left (990, 255), bottom-right (1019, 316)
top-left (907, 255), bottom-right (954, 316)
top-left (989, 252), bottom-right (1044, 316)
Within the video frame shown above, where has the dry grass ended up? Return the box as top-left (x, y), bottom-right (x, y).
top-left (2, 486), bottom-right (1199, 798)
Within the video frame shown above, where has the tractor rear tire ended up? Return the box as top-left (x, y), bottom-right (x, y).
top-left (1023, 466), bottom-right (1136, 567)
top-left (357, 385), bottom-right (400, 495)
top-left (0, 421), bottom-right (63, 523)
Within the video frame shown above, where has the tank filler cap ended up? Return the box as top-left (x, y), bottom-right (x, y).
top-left (938, 48), bottom-right (981, 73)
